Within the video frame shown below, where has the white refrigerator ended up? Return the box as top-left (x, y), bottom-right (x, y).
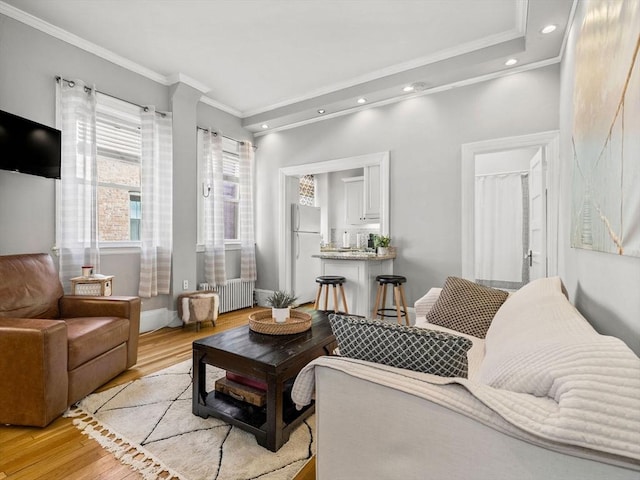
top-left (291, 204), bottom-right (322, 303)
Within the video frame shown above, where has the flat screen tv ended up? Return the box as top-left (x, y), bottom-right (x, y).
top-left (0, 109), bottom-right (61, 179)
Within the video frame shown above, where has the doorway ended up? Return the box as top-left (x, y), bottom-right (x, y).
top-left (278, 152), bottom-right (390, 292)
top-left (461, 131), bottom-right (560, 286)
top-left (474, 147), bottom-right (542, 289)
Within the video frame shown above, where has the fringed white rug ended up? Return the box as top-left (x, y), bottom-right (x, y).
top-left (65, 360), bottom-right (315, 480)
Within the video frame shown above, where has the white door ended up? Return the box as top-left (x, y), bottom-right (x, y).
top-left (528, 149), bottom-right (547, 280)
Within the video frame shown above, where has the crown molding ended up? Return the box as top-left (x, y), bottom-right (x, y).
top-left (244, 1), bottom-right (528, 118)
top-left (0, 1), bottom-right (167, 85)
top-left (199, 95), bottom-right (243, 118)
top-left (166, 72), bottom-right (210, 94)
top-left (254, 55), bottom-right (560, 137)
top-left (2, 0), bottom-right (542, 127)
top-left (1, 0), bottom-right (246, 118)
top-left (244, 29), bottom-right (524, 118)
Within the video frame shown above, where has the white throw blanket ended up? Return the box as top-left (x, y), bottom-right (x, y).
top-left (292, 354), bottom-right (640, 466)
top-left (293, 277), bottom-right (640, 466)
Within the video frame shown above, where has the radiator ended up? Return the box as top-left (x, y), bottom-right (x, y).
top-left (199, 279), bottom-right (255, 313)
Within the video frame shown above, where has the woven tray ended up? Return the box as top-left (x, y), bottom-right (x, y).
top-left (248, 309), bottom-right (312, 335)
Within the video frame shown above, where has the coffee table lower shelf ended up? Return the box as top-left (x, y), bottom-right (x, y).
top-left (192, 311), bottom-right (335, 452)
top-left (194, 387), bottom-right (315, 450)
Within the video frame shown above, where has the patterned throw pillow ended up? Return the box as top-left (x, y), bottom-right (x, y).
top-left (425, 277), bottom-right (508, 338)
top-left (329, 314), bottom-right (473, 378)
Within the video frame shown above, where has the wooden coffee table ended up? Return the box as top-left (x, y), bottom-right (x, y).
top-left (192, 309), bottom-right (336, 451)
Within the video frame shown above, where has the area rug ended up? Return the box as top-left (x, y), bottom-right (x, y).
top-left (64, 360), bottom-right (315, 480)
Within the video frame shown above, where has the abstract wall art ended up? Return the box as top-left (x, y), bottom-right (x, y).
top-left (571, 0), bottom-right (640, 256)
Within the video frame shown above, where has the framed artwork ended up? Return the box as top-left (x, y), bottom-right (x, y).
top-left (571, 0), bottom-right (640, 256)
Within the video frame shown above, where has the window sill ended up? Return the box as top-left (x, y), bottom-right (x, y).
top-left (99, 242), bottom-right (141, 255)
top-left (196, 243), bottom-right (241, 253)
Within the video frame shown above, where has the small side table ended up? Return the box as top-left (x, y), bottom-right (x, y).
top-left (70, 275), bottom-right (114, 296)
top-left (177, 291), bottom-right (219, 331)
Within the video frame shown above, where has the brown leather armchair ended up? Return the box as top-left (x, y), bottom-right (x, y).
top-left (0, 253), bottom-right (140, 427)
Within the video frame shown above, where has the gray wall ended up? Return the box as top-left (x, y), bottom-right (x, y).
top-left (255, 65), bottom-right (560, 306)
top-left (0, 14), bottom-right (252, 316)
top-left (558, 2), bottom-right (640, 355)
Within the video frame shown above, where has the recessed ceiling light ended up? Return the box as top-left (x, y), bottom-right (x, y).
top-left (317, 109), bottom-right (326, 114)
top-left (261, 124), bottom-right (268, 129)
top-left (541, 24), bottom-right (557, 34)
top-left (357, 98), bottom-right (367, 104)
top-left (403, 85), bottom-right (414, 92)
top-left (505, 58), bottom-right (518, 66)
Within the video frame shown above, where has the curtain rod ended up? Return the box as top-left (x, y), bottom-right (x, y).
top-left (196, 126), bottom-right (256, 149)
top-left (56, 76), bottom-right (168, 117)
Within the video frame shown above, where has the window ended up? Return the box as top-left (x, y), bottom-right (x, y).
top-left (221, 138), bottom-right (240, 240)
top-left (95, 94), bottom-right (142, 244)
top-left (197, 134), bottom-right (242, 245)
top-left (299, 174), bottom-right (315, 206)
top-left (129, 192), bottom-right (141, 241)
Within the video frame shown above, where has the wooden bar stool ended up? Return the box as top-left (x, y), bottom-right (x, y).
top-left (372, 275), bottom-right (409, 325)
top-left (314, 276), bottom-right (349, 314)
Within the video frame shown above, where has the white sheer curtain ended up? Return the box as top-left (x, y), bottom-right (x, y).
top-left (474, 172), bottom-right (525, 288)
top-left (138, 107), bottom-right (173, 298)
top-left (239, 141), bottom-right (257, 281)
top-left (197, 129), bottom-right (227, 286)
top-left (56, 79), bottom-right (100, 292)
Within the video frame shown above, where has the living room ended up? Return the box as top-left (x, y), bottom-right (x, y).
top-left (1, 0), bottom-right (639, 479)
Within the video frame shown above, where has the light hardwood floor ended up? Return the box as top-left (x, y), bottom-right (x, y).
top-left (0, 307), bottom-right (315, 480)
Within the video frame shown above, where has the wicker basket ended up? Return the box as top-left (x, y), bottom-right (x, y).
top-left (248, 309), bottom-right (312, 335)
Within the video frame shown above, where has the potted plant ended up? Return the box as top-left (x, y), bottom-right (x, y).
top-left (266, 290), bottom-right (298, 323)
top-left (374, 235), bottom-right (391, 255)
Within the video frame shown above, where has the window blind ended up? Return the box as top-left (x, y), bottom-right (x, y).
top-left (96, 113), bottom-right (141, 163)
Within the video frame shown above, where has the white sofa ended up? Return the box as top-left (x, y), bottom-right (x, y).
top-left (292, 277), bottom-right (640, 480)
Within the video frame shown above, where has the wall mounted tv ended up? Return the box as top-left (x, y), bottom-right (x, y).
top-left (0, 109), bottom-right (62, 179)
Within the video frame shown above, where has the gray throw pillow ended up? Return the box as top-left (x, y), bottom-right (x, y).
top-left (329, 314), bottom-right (472, 378)
top-left (425, 277), bottom-right (508, 338)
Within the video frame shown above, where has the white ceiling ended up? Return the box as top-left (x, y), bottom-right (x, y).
top-left (1, 0), bottom-right (574, 133)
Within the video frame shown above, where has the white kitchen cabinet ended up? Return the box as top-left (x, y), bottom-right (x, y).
top-left (363, 164), bottom-right (381, 220)
top-left (343, 165), bottom-right (380, 225)
top-left (319, 257), bottom-right (393, 317)
top-left (343, 176), bottom-right (365, 225)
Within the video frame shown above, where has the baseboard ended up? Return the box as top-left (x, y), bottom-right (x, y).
top-left (140, 308), bottom-right (181, 333)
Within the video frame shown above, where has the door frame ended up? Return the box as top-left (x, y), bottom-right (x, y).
top-left (461, 131), bottom-right (560, 281)
top-left (278, 152), bottom-right (390, 291)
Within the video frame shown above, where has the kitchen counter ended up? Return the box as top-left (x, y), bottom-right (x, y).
top-left (314, 253), bottom-right (395, 317)
top-left (313, 252), bottom-right (396, 261)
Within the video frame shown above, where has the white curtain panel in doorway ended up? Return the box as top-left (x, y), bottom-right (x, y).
top-left (138, 107), bottom-right (173, 298)
top-left (56, 79), bottom-right (100, 292)
top-left (474, 173), bottom-right (525, 287)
